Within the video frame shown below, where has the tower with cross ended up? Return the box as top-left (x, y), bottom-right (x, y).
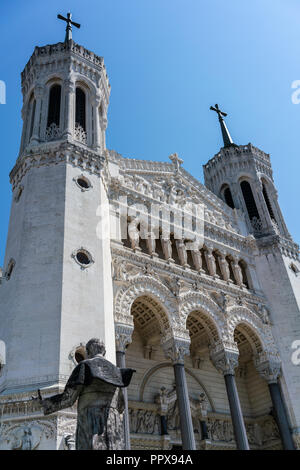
top-left (0, 11), bottom-right (300, 452)
top-left (0, 13), bottom-right (117, 449)
top-left (204, 105), bottom-right (300, 446)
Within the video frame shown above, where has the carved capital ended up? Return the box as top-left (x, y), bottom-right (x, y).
top-left (162, 337), bottom-right (190, 365)
top-left (253, 352), bottom-right (281, 383)
top-left (115, 323), bottom-right (134, 353)
top-left (210, 341), bottom-right (239, 375)
top-left (64, 79), bottom-right (75, 93)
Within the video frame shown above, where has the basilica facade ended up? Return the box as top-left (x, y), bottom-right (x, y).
top-left (0, 31), bottom-right (300, 450)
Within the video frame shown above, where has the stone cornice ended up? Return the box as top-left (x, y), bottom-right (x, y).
top-left (9, 142), bottom-right (106, 191)
top-left (256, 234), bottom-right (299, 260)
top-left (204, 143), bottom-right (271, 171)
top-left (21, 40), bottom-right (110, 88)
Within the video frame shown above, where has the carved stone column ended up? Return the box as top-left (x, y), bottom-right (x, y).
top-left (99, 115), bottom-right (107, 151)
top-left (30, 85), bottom-right (44, 144)
top-left (161, 237), bottom-right (174, 262)
top-left (146, 235), bottom-right (158, 257)
top-left (254, 353), bottom-right (295, 450)
top-left (115, 323), bottom-right (134, 450)
top-left (204, 247), bottom-right (217, 277)
top-left (218, 252), bottom-right (231, 282)
top-left (176, 240), bottom-right (189, 267)
top-left (162, 338), bottom-right (196, 450)
top-left (92, 95), bottom-right (101, 152)
top-left (191, 248), bottom-right (203, 272)
top-left (231, 256), bottom-right (243, 287)
top-left (210, 343), bottom-right (249, 450)
top-left (63, 79), bottom-right (75, 140)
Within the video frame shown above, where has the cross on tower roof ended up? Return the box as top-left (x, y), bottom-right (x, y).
top-left (210, 103), bottom-right (235, 148)
top-left (57, 12), bottom-right (81, 43)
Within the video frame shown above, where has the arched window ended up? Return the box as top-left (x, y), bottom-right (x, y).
top-left (47, 84), bottom-right (61, 127)
top-left (262, 183), bottom-right (276, 222)
top-left (223, 186), bottom-right (235, 209)
top-left (76, 88), bottom-right (86, 131)
top-left (240, 181), bottom-right (260, 221)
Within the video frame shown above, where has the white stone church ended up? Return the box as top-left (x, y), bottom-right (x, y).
top-left (0, 24), bottom-right (300, 451)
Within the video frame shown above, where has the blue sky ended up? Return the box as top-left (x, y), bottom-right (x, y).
top-left (1, 0), bottom-right (300, 265)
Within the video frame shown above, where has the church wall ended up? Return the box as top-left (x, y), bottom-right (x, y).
top-left (255, 250), bottom-right (300, 430)
top-left (58, 163), bottom-right (116, 377)
top-left (0, 163), bottom-right (67, 392)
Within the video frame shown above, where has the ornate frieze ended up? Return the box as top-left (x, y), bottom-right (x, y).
top-left (10, 141), bottom-right (106, 191)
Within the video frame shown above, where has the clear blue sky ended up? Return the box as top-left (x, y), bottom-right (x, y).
top-left (1, 0), bottom-right (300, 266)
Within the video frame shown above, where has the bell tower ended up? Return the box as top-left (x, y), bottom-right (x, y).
top-left (204, 106), bottom-right (300, 443)
top-left (0, 15), bottom-right (115, 449)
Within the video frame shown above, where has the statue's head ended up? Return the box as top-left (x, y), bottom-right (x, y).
top-left (86, 338), bottom-right (106, 358)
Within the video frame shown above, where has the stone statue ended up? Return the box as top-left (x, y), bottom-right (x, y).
top-left (38, 338), bottom-right (135, 450)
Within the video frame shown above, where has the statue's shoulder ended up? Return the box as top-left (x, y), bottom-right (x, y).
top-left (81, 355), bottom-right (124, 387)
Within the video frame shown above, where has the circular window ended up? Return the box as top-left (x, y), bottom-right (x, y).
top-left (72, 248), bottom-right (94, 269)
top-left (75, 175), bottom-right (92, 191)
top-left (76, 251), bottom-right (90, 265)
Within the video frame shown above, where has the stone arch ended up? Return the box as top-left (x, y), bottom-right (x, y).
top-left (227, 306), bottom-right (274, 354)
top-left (114, 276), bottom-right (178, 332)
top-left (74, 75), bottom-right (97, 97)
top-left (180, 291), bottom-right (225, 340)
top-left (138, 362), bottom-right (215, 411)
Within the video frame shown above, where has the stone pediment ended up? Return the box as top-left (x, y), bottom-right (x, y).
top-left (108, 153), bottom-right (241, 235)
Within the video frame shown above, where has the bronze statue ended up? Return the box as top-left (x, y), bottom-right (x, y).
top-left (38, 338), bottom-right (135, 450)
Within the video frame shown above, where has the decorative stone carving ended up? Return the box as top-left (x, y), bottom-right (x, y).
top-left (74, 123), bottom-right (87, 144)
top-left (205, 247), bottom-right (217, 277)
top-left (115, 323), bottom-right (134, 353)
top-left (257, 303), bottom-right (271, 325)
top-left (218, 253), bottom-right (231, 282)
top-left (254, 352), bottom-right (281, 383)
top-left (210, 342), bottom-right (239, 375)
top-left (128, 217), bottom-right (141, 251)
top-left (162, 337), bottom-right (190, 365)
top-left (0, 419), bottom-right (56, 450)
top-left (45, 123), bottom-right (61, 141)
top-left (231, 257), bottom-right (243, 287)
top-left (154, 387), bottom-right (169, 416)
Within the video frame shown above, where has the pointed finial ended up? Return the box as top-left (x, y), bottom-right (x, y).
top-left (210, 104), bottom-right (236, 148)
top-left (57, 12), bottom-right (81, 42)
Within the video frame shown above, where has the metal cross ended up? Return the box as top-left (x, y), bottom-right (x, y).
top-left (57, 12), bottom-right (81, 42)
top-left (210, 103), bottom-right (235, 147)
top-left (210, 103), bottom-right (227, 120)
